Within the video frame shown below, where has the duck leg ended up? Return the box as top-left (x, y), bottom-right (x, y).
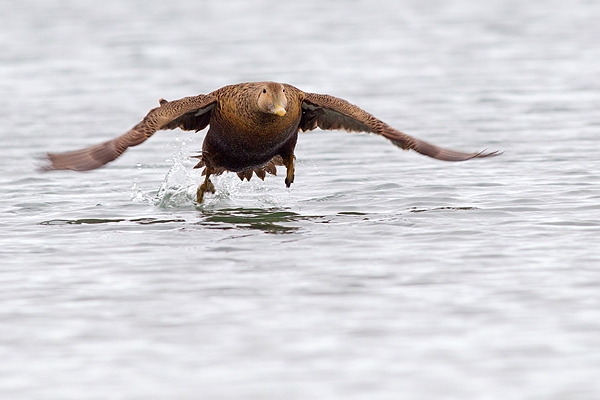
top-left (282, 153), bottom-right (296, 188)
top-left (196, 167), bottom-right (216, 203)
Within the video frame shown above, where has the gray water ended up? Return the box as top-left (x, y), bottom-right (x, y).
top-left (2, 0), bottom-right (600, 398)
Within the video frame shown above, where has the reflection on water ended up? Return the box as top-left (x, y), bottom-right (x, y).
top-left (39, 209), bottom-right (321, 234)
top-left (40, 217), bottom-right (186, 225)
top-left (198, 208), bottom-right (319, 234)
top-left (408, 206), bottom-right (479, 213)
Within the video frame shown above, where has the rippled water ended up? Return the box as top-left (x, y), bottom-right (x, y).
top-left (2, 0), bottom-right (600, 398)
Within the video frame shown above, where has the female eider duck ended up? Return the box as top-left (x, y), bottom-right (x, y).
top-left (43, 82), bottom-right (501, 202)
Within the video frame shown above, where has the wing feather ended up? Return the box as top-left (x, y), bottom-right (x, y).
top-left (300, 93), bottom-right (501, 161)
top-left (42, 94), bottom-right (217, 171)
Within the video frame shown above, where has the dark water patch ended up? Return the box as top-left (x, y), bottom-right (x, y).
top-left (131, 217), bottom-right (187, 225)
top-left (196, 208), bottom-right (320, 234)
top-left (337, 211), bottom-right (368, 216)
top-left (40, 217), bottom-right (186, 226)
top-left (408, 206), bottom-right (479, 213)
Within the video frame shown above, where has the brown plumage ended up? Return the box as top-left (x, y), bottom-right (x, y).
top-left (42, 81), bottom-right (501, 202)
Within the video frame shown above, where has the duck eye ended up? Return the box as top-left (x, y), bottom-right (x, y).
top-left (262, 89), bottom-right (267, 94)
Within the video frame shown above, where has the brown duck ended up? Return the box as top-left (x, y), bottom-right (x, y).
top-left (43, 81), bottom-right (501, 202)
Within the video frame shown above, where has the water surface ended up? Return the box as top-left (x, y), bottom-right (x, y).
top-left (1, 1), bottom-right (600, 399)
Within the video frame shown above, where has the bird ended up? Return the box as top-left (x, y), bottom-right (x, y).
top-left (42, 81), bottom-right (501, 202)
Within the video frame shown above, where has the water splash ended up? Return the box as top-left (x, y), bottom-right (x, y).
top-left (153, 140), bottom-right (199, 209)
top-left (129, 140), bottom-right (292, 209)
top-left (130, 178), bottom-right (155, 204)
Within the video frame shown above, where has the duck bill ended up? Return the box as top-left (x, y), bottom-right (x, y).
top-left (271, 94), bottom-right (287, 116)
top-left (273, 105), bottom-right (287, 116)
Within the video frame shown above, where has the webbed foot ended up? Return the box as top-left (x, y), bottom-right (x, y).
top-left (196, 168), bottom-right (215, 203)
top-left (285, 175), bottom-right (294, 188)
top-left (283, 153), bottom-right (295, 188)
top-left (196, 179), bottom-right (215, 203)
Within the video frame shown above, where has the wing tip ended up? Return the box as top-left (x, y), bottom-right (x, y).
top-left (410, 138), bottom-right (504, 162)
top-left (35, 150), bottom-right (107, 172)
top-left (471, 149), bottom-right (504, 159)
top-left (34, 153), bottom-right (59, 172)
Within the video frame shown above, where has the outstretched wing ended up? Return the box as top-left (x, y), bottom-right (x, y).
top-left (42, 94), bottom-right (217, 171)
top-left (300, 93), bottom-right (501, 161)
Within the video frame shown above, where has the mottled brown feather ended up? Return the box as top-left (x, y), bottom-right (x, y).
top-left (301, 93), bottom-right (501, 161)
top-left (42, 94), bottom-right (217, 171)
top-left (255, 168), bottom-right (266, 181)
